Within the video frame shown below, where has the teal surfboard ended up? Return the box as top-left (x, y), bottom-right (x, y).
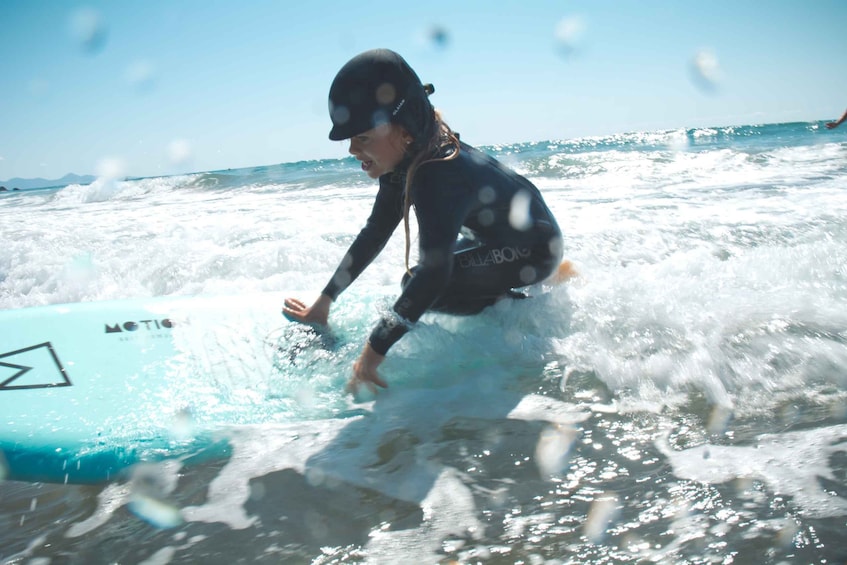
top-left (0, 293), bottom-right (326, 484)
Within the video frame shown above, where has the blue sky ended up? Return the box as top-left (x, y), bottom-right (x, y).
top-left (2, 0), bottom-right (846, 180)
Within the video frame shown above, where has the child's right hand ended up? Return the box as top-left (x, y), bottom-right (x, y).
top-left (282, 294), bottom-right (332, 327)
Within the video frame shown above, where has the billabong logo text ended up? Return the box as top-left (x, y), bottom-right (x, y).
top-left (457, 247), bottom-right (531, 269)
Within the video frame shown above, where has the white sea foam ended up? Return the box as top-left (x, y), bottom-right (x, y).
top-left (3, 124), bottom-right (846, 562)
top-left (659, 424), bottom-right (847, 519)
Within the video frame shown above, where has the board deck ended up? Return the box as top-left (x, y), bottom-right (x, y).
top-left (0, 293), bottom-right (299, 483)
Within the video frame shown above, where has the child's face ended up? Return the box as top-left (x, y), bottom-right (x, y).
top-left (347, 124), bottom-right (410, 179)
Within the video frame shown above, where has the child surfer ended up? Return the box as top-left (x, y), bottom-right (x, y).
top-left (283, 49), bottom-right (566, 394)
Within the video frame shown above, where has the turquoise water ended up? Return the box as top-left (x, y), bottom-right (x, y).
top-left (1, 121), bottom-right (846, 563)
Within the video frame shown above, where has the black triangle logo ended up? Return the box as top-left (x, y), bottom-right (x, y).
top-left (0, 342), bottom-right (72, 390)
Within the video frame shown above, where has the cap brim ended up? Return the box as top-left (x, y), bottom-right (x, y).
top-left (329, 119), bottom-right (375, 141)
top-left (328, 124), bottom-right (350, 141)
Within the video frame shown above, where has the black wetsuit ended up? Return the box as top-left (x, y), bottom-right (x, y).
top-left (322, 140), bottom-right (563, 355)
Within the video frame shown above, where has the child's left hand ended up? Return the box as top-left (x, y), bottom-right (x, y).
top-left (347, 343), bottom-right (388, 395)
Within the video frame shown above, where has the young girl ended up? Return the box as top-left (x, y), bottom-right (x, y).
top-left (283, 49), bottom-right (564, 394)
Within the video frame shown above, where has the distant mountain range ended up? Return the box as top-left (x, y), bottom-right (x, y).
top-left (0, 173), bottom-right (96, 190)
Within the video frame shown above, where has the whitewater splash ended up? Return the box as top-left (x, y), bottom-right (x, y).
top-left (2, 122), bottom-right (846, 563)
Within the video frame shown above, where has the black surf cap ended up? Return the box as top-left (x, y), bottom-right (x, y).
top-left (328, 49), bottom-right (435, 143)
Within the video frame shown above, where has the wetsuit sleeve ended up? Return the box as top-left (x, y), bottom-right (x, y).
top-left (321, 177), bottom-right (404, 301)
top-left (368, 162), bottom-right (473, 355)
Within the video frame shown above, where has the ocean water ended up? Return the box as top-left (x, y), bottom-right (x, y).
top-left (1, 121), bottom-right (846, 563)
